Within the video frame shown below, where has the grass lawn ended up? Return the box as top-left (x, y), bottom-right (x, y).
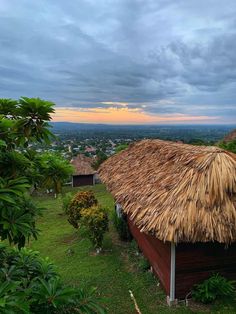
top-left (30, 184), bottom-right (236, 314)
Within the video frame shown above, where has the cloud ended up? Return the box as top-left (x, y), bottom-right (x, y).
top-left (0, 0), bottom-right (236, 123)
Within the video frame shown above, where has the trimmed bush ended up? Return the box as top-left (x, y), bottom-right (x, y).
top-left (80, 205), bottom-right (109, 251)
top-left (192, 273), bottom-right (235, 304)
top-left (67, 191), bottom-right (97, 228)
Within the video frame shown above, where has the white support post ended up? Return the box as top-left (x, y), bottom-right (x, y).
top-left (167, 242), bottom-right (176, 306)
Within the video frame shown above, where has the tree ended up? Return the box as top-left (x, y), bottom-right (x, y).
top-left (115, 143), bottom-right (128, 153)
top-left (0, 98), bottom-right (106, 312)
top-left (92, 150), bottom-right (107, 170)
top-left (0, 97), bottom-right (55, 147)
top-left (0, 97), bottom-right (55, 247)
top-left (218, 140), bottom-right (236, 154)
top-left (40, 153), bottom-right (73, 197)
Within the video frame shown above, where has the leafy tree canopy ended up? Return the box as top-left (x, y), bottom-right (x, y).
top-left (0, 97), bottom-right (55, 247)
top-left (115, 143), bottom-right (129, 153)
top-left (218, 139), bottom-right (236, 154)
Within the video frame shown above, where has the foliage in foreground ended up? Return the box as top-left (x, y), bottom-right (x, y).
top-left (192, 273), bottom-right (235, 304)
top-left (0, 98), bottom-right (106, 313)
top-left (0, 244), bottom-right (105, 314)
top-left (0, 97), bottom-right (55, 247)
top-left (0, 97), bottom-right (73, 246)
top-left (67, 191), bottom-right (98, 228)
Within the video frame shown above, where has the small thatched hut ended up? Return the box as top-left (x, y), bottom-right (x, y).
top-left (71, 154), bottom-right (96, 187)
top-left (99, 140), bottom-right (236, 303)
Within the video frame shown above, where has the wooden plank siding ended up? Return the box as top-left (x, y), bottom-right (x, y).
top-left (127, 217), bottom-right (171, 295)
top-left (72, 174), bottom-right (94, 187)
top-left (175, 242), bottom-right (236, 299)
top-left (127, 217), bottom-right (236, 300)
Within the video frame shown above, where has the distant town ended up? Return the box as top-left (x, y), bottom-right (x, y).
top-left (31, 122), bottom-right (236, 162)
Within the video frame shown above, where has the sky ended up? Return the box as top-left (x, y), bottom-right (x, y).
top-left (0, 0), bottom-right (236, 124)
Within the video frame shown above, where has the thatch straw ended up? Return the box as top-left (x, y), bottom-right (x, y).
top-left (71, 154), bottom-right (96, 175)
top-left (99, 140), bottom-right (236, 243)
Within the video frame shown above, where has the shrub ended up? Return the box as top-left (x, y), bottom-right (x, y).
top-left (61, 192), bottom-right (73, 214)
top-left (0, 244), bottom-right (106, 313)
top-left (192, 273), bottom-right (235, 304)
top-left (67, 191), bottom-right (97, 228)
top-left (126, 240), bottom-right (150, 273)
top-left (112, 211), bottom-right (132, 241)
top-left (80, 205), bottom-right (109, 251)
top-left (129, 239), bottom-right (139, 255)
top-left (137, 255), bottom-right (150, 272)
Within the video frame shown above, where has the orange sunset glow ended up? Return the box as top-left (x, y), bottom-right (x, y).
top-left (52, 107), bottom-right (219, 124)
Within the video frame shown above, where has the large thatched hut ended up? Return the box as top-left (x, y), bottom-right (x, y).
top-left (99, 140), bottom-right (236, 303)
top-left (71, 154), bottom-right (96, 187)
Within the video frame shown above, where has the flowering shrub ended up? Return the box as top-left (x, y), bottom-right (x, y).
top-left (80, 205), bottom-right (109, 251)
top-left (67, 191), bottom-right (97, 228)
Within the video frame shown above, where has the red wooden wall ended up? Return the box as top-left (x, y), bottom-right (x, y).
top-left (175, 242), bottom-right (236, 299)
top-left (127, 217), bottom-right (171, 295)
top-left (127, 218), bottom-right (236, 300)
top-left (72, 174), bottom-right (94, 187)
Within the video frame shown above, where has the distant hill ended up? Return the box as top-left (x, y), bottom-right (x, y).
top-left (223, 129), bottom-right (236, 142)
top-left (50, 122), bottom-right (109, 131)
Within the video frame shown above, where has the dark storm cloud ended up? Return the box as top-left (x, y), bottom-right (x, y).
top-left (0, 0), bottom-right (236, 122)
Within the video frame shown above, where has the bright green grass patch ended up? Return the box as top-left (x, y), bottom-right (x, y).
top-left (30, 184), bottom-right (236, 314)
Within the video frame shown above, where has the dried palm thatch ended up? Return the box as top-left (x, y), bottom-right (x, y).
top-left (71, 154), bottom-right (96, 175)
top-left (99, 140), bottom-right (236, 243)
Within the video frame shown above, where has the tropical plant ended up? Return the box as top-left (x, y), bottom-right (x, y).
top-left (0, 97), bottom-right (106, 313)
top-left (0, 281), bottom-right (30, 313)
top-left (0, 97), bottom-right (54, 247)
top-left (192, 273), bottom-right (235, 303)
top-left (0, 245), bottom-right (106, 313)
top-left (80, 205), bottom-right (109, 251)
top-left (0, 98), bottom-right (18, 116)
top-left (40, 153), bottom-right (73, 197)
top-left (30, 277), bottom-right (77, 313)
top-left (0, 150), bottom-right (31, 179)
top-left (0, 177), bottom-right (29, 204)
top-left (16, 97), bottom-right (55, 145)
top-left (67, 191), bottom-right (98, 228)
top-left (0, 194), bottom-right (42, 249)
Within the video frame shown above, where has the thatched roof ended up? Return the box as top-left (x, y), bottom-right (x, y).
top-left (71, 154), bottom-right (96, 175)
top-left (99, 140), bottom-right (236, 244)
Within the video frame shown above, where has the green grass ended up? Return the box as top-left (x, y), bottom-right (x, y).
top-left (30, 184), bottom-right (236, 314)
